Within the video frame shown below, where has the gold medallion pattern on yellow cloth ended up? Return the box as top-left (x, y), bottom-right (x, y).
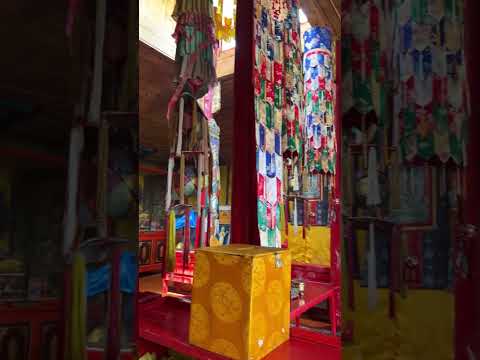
top-left (189, 245), bottom-right (291, 360)
top-left (266, 280), bottom-right (283, 316)
top-left (241, 257), bottom-right (266, 297)
top-left (210, 281), bottom-right (243, 323)
top-left (210, 338), bottom-right (241, 359)
top-left (192, 252), bottom-right (211, 288)
top-left (189, 303), bottom-right (210, 344)
top-left (214, 253), bottom-right (241, 266)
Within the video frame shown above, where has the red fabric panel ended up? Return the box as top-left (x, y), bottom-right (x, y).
top-left (459, 1), bottom-right (480, 358)
top-left (331, 40), bottom-right (342, 330)
top-left (231, 0), bottom-right (260, 245)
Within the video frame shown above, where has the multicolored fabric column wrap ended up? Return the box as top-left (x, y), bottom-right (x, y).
top-left (253, 0), bottom-right (303, 247)
top-left (303, 26), bottom-right (336, 174)
top-left (168, 0), bottom-right (218, 120)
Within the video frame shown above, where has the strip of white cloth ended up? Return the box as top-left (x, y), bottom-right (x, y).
top-left (63, 126), bottom-right (84, 255)
top-left (165, 156), bottom-right (175, 211)
top-left (368, 221), bottom-right (377, 310)
top-left (367, 147), bottom-right (381, 206)
top-left (88, 0), bottom-right (106, 125)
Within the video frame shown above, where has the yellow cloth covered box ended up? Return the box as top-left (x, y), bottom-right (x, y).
top-left (189, 244), bottom-right (291, 360)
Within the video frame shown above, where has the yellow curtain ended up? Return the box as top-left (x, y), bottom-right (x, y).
top-left (284, 225), bottom-right (331, 266)
top-left (342, 230), bottom-right (454, 359)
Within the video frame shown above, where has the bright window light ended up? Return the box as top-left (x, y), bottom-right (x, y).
top-left (222, 39), bottom-right (236, 51)
top-left (299, 9), bottom-right (308, 24)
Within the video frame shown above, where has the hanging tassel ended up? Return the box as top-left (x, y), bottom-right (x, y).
top-left (320, 175), bottom-right (324, 201)
top-left (166, 156), bottom-right (175, 211)
top-left (166, 210), bottom-right (176, 273)
top-left (390, 149), bottom-right (401, 210)
top-left (88, 0), bottom-right (106, 125)
top-left (202, 116), bottom-right (210, 247)
top-left (367, 147), bottom-right (381, 207)
top-left (367, 222), bottom-right (378, 310)
top-left (293, 165), bottom-right (299, 192)
top-left (456, 167), bottom-right (462, 198)
top-left (440, 164), bottom-right (447, 197)
top-left (293, 197), bottom-right (298, 235)
top-left (399, 231), bottom-right (408, 298)
top-left (190, 101), bottom-right (198, 150)
top-left (70, 253), bottom-right (86, 360)
top-left (96, 120), bottom-right (109, 238)
top-left (184, 208), bottom-right (190, 271)
top-left (176, 96), bottom-right (185, 157)
top-left (383, 126), bottom-right (389, 169)
top-left (201, 205), bottom-right (208, 247)
top-left (197, 153), bottom-right (203, 216)
top-left (179, 154), bottom-right (185, 204)
top-left (284, 199), bottom-right (289, 236)
top-left (64, 126), bottom-right (84, 255)
top-left (362, 115), bottom-right (368, 169)
top-left (303, 199), bottom-right (307, 240)
top-left (280, 203), bottom-right (286, 247)
top-left (194, 216), bottom-right (201, 248)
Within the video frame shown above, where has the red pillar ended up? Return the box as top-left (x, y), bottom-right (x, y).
top-left (459, 1), bottom-right (480, 358)
top-left (331, 39), bottom-right (342, 330)
top-left (231, 0), bottom-right (260, 245)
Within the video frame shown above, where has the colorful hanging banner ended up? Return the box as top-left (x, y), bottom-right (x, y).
top-left (253, 0), bottom-right (303, 247)
top-left (303, 26), bottom-right (336, 174)
top-left (392, 0), bottom-right (467, 165)
top-left (208, 118), bottom-right (221, 245)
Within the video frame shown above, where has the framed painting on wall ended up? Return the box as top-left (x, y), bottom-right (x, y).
top-left (389, 165), bottom-right (437, 231)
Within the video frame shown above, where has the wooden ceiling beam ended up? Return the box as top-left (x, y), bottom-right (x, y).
top-left (301, 0), bottom-right (340, 38)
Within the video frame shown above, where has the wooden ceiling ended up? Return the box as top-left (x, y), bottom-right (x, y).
top-left (0, 0), bottom-right (74, 148)
top-left (0, 0), bottom-right (134, 150)
top-left (140, 41), bottom-right (234, 165)
top-left (139, 42), bottom-right (177, 164)
top-left (302, 0), bottom-right (341, 38)
top-left (140, 0), bottom-right (341, 166)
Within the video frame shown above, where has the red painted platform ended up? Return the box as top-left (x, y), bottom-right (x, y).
top-left (291, 262), bottom-right (331, 283)
top-left (138, 294), bottom-right (341, 360)
top-left (290, 282), bottom-right (337, 321)
top-left (290, 281), bottom-right (340, 348)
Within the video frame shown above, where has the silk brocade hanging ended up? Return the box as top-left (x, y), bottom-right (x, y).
top-left (253, 0), bottom-right (303, 247)
top-left (303, 27), bottom-right (336, 174)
